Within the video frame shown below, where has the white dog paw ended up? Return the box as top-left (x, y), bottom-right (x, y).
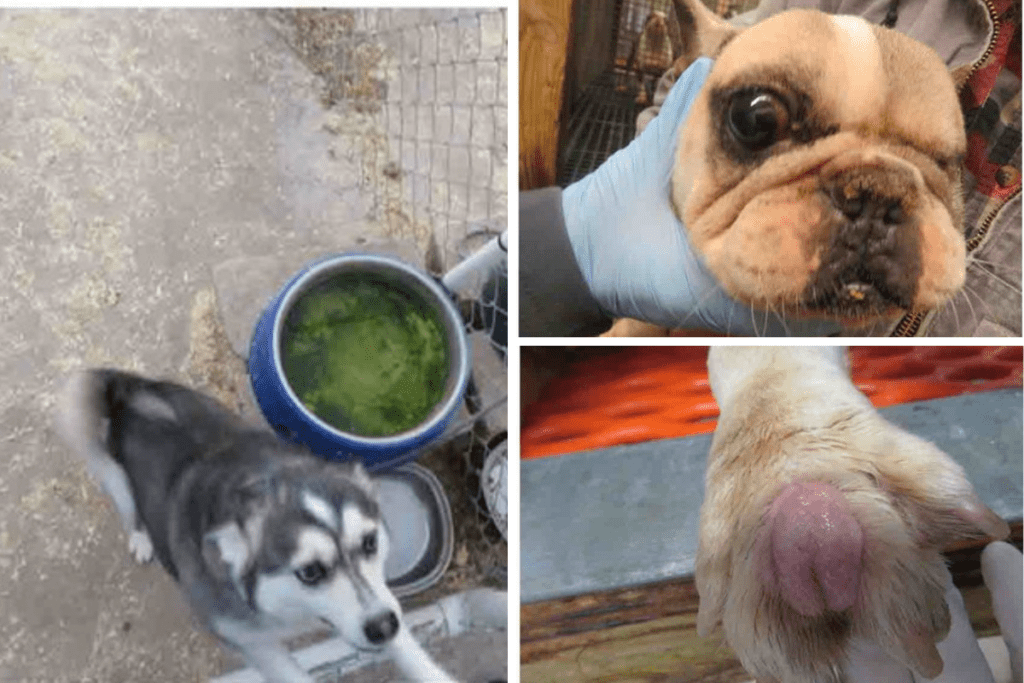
top-left (128, 529), bottom-right (154, 564)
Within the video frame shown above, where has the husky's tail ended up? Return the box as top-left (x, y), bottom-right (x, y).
top-left (54, 369), bottom-right (143, 540)
top-left (54, 369), bottom-right (117, 466)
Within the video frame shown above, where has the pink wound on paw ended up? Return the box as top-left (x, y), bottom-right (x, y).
top-left (758, 481), bottom-right (863, 616)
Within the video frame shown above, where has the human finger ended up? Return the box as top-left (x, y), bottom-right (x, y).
top-left (914, 566), bottom-right (995, 683)
top-left (982, 541), bottom-right (1022, 683)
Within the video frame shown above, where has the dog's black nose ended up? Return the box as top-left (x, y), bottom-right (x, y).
top-left (808, 183), bottom-right (920, 311)
top-left (363, 611), bottom-right (399, 645)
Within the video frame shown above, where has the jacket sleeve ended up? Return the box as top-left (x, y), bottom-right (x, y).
top-left (519, 187), bottom-right (612, 337)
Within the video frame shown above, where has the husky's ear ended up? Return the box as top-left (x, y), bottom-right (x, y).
top-left (349, 459), bottom-right (374, 491)
top-left (202, 522), bottom-right (252, 583)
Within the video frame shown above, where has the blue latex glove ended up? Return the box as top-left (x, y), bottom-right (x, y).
top-left (563, 58), bottom-right (840, 336)
top-left (844, 541), bottom-right (1022, 683)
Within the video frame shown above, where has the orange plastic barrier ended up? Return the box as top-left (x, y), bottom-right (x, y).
top-left (521, 346), bottom-right (1023, 460)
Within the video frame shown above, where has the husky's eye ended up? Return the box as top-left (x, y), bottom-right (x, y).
top-left (727, 89), bottom-right (790, 152)
top-left (361, 532), bottom-right (377, 556)
top-left (295, 561), bottom-right (330, 586)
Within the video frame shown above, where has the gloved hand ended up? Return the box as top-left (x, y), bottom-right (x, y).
top-left (844, 541), bottom-right (1023, 683)
top-left (562, 58), bottom-right (839, 336)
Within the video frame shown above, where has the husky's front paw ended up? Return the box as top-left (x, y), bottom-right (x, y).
top-left (128, 529), bottom-right (154, 564)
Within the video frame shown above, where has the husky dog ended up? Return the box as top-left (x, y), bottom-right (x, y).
top-left (54, 369), bottom-right (456, 683)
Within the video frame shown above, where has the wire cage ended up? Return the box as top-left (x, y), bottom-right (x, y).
top-left (555, 0), bottom-right (757, 186)
top-left (265, 7), bottom-right (508, 274)
top-left (444, 227), bottom-right (508, 583)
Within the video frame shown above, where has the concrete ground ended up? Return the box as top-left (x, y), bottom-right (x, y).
top-left (0, 8), bottom-right (506, 683)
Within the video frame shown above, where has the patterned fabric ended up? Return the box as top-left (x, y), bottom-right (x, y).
top-left (902, 0), bottom-right (1021, 336)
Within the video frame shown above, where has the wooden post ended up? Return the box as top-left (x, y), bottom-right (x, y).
top-left (519, 0), bottom-right (574, 190)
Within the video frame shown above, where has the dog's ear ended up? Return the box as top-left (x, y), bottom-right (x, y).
top-left (202, 522), bottom-right (253, 583)
top-left (671, 0), bottom-right (740, 60)
top-left (348, 459), bottom-right (374, 491)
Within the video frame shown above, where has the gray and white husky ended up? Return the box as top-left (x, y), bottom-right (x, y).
top-left (54, 369), bottom-right (456, 683)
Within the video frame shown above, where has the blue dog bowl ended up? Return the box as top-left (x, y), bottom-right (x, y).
top-left (249, 253), bottom-right (470, 471)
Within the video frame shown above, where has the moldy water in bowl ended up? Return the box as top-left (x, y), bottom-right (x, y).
top-left (280, 272), bottom-right (451, 438)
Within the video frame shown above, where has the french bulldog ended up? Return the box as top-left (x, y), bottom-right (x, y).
top-left (605, 0), bottom-right (967, 336)
top-left (700, 347), bottom-right (1009, 682)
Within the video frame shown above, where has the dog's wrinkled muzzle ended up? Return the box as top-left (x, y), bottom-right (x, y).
top-left (807, 153), bottom-right (924, 313)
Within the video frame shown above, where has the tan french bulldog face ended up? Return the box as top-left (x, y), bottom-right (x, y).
top-left (672, 9), bottom-right (966, 324)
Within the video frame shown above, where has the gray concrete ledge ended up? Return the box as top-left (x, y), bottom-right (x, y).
top-left (522, 390), bottom-right (1023, 603)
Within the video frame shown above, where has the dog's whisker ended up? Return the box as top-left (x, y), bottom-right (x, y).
top-left (967, 255), bottom-right (1021, 273)
top-left (960, 283), bottom-right (992, 321)
top-left (674, 284), bottom-right (728, 331)
top-left (769, 301), bottom-right (791, 337)
top-left (939, 282), bottom-right (990, 336)
top-left (934, 292), bottom-right (961, 333)
top-left (748, 302), bottom-right (760, 337)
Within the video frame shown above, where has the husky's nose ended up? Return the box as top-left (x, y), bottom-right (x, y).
top-left (363, 611), bottom-right (399, 645)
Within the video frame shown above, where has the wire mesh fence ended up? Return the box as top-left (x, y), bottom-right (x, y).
top-left (445, 228), bottom-right (508, 585)
top-left (267, 8), bottom-right (507, 272)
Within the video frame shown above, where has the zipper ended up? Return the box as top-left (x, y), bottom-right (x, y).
top-left (956, 0), bottom-right (1002, 91)
top-left (891, 186), bottom-right (1021, 336)
top-left (891, 0), bottom-right (1005, 338)
top-left (965, 186), bottom-right (1020, 253)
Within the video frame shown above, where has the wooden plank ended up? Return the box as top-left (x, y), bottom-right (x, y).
top-left (519, 0), bottom-right (573, 190)
top-left (522, 523), bottom-right (1022, 683)
top-left (522, 613), bottom-right (749, 683)
top-left (522, 577), bottom-right (750, 682)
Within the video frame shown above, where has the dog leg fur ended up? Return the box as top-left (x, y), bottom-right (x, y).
top-left (700, 347), bottom-right (1009, 683)
top-left (238, 645), bottom-right (315, 683)
top-left (212, 618), bottom-right (316, 683)
top-left (388, 628), bottom-right (457, 682)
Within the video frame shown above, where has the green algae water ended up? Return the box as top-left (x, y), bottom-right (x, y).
top-left (280, 273), bottom-right (451, 437)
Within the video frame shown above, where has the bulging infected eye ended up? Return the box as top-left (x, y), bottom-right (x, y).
top-left (727, 89), bottom-right (790, 152)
